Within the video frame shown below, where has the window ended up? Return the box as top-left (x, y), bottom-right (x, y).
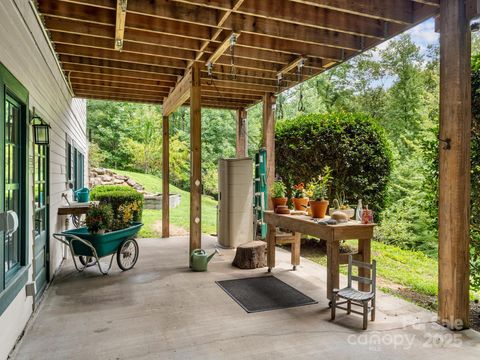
top-left (66, 138), bottom-right (84, 191)
top-left (4, 96), bottom-right (22, 280)
top-left (0, 63), bottom-right (29, 315)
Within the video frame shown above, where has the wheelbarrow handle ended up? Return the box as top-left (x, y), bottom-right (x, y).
top-left (52, 233), bottom-right (113, 275)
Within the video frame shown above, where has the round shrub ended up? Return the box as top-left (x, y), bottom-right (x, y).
top-left (275, 112), bottom-right (392, 214)
top-left (90, 185), bottom-right (144, 230)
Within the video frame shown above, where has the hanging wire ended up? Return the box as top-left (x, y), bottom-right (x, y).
top-left (297, 59), bottom-right (305, 112)
top-left (205, 61), bottom-right (229, 102)
top-left (230, 34), bottom-right (237, 80)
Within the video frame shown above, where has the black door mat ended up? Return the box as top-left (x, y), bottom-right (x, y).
top-left (216, 276), bottom-right (318, 313)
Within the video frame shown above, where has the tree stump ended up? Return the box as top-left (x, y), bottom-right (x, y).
top-left (232, 241), bottom-right (267, 269)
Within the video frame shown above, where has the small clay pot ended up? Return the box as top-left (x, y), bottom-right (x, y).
top-left (272, 197), bottom-right (288, 209)
top-left (310, 200), bottom-right (329, 218)
top-left (275, 205), bottom-right (290, 214)
top-left (292, 197), bottom-right (309, 211)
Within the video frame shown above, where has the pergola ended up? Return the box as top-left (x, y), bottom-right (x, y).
top-left (36, 0), bottom-right (475, 329)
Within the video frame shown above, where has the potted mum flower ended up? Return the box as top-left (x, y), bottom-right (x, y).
top-left (292, 183), bottom-right (309, 211)
top-left (270, 180), bottom-right (288, 210)
top-left (306, 166), bottom-right (332, 218)
top-left (85, 204), bottom-right (113, 234)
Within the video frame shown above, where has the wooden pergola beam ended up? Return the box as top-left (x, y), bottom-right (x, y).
top-left (59, 55), bottom-right (184, 78)
top-left (114, 0), bottom-right (127, 50)
top-left (193, 0), bottom-right (245, 64)
top-left (70, 74), bottom-right (265, 97)
top-left (262, 93), bottom-right (276, 210)
top-left (47, 23), bottom-right (326, 71)
top-left (42, 1), bottom-right (373, 53)
top-left (236, 108), bottom-right (248, 158)
top-left (162, 115), bottom-right (170, 238)
top-left (163, 67), bottom-right (190, 117)
top-left (69, 72), bottom-right (176, 88)
top-left (52, 31), bottom-right (197, 61)
top-left (55, 43), bottom-right (187, 69)
top-left (190, 62), bottom-right (202, 257)
top-left (206, 32), bottom-right (239, 65)
top-left (277, 57), bottom-right (305, 78)
top-left (44, 16), bottom-right (205, 52)
top-left (175, 0), bottom-right (436, 24)
top-left (438, 0), bottom-right (471, 330)
top-left (53, 31), bottom-right (311, 74)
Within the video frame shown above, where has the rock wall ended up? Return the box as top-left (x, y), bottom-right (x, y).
top-left (89, 168), bottom-right (145, 193)
top-left (89, 168), bottom-right (181, 209)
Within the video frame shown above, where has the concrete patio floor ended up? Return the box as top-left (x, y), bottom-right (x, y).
top-left (10, 236), bottom-right (480, 360)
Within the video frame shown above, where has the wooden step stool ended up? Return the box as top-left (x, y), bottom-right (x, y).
top-left (275, 230), bottom-right (301, 270)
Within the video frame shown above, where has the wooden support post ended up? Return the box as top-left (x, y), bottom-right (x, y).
top-left (190, 62), bottom-right (202, 256)
top-left (358, 238), bottom-right (371, 292)
top-left (162, 115), bottom-right (170, 238)
top-left (438, 0), bottom-right (471, 330)
top-left (236, 108), bottom-right (248, 158)
top-left (262, 93), bottom-right (276, 210)
top-left (326, 240), bottom-right (340, 300)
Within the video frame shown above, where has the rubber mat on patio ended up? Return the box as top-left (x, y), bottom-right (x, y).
top-left (216, 276), bottom-right (317, 313)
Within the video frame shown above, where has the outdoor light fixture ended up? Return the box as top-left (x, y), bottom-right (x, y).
top-left (30, 115), bottom-right (50, 145)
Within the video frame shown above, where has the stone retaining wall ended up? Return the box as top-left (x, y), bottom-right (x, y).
top-left (89, 168), bottom-right (181, 209)
top-left (89, 168), bottom-right (145, 193)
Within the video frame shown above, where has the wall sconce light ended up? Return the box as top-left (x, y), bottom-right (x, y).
top-left (30, 115), bottom-right (50, 145)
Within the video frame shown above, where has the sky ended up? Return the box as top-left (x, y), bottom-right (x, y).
top-left (374, 18), bottom-right (439, 56)
top-left (406, 18), bottom-right (440, 51)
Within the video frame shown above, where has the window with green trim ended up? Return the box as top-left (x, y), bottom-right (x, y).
top-left (0, 63), bottom-right (29, 315)
top-left (66, 137), bottom-right (84, 191)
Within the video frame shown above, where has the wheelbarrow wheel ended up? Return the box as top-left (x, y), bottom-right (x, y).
top-left (117, 238), bottom-right (139, 271)
top-left (79, 256), bottom-right (97, 267)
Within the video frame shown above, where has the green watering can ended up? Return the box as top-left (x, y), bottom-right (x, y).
top-left (190, 249), bottom-right (219, 272)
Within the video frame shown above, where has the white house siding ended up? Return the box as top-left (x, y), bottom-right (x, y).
top-left (0, 1), bottom-right (88, 359)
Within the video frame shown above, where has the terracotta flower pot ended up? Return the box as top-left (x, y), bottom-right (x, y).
top-left (272, 197), bottom-right (288, 210)
top-left (310, 200), bottom-right (329, 218)
top-left (292, 197), bottom-right (309, 211)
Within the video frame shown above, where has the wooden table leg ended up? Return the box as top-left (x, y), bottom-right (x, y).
top-left (358, 238), bottom-right (372, 292)
top-left (291, 232), bottom-right (301, 270)
top-left (326, 240), bottom-right (340, 300)
top-left (267, 224), bottom-right (276, 272)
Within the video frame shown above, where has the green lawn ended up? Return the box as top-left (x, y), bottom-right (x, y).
top-left (114, 170), bottom-right (218, 237)
top-left (301, 239), bottom-right (439, 307)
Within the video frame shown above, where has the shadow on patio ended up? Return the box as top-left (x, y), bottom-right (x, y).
top-left (10, 236), bottom-right (480, 360)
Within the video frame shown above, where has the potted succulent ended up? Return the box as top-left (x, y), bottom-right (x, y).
top-left (85, 204), bottom-right (113, 234)
top-left (307, 166), bottom-right (332, 218)
top-left (292, 183), bottom-right (309, 211)
top-left (331, 191), bottom-right (355, 219)
top-left (270, 180), bottom-right (288, 210)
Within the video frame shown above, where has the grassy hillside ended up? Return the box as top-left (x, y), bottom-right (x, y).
top-left (114, 170), bottom-right (218, 237)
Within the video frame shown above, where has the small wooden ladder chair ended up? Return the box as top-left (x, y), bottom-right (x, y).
top-left (331, 255), bottom-right (376, 330)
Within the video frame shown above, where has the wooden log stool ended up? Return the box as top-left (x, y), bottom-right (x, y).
top-left (232, 241), bottom-right (267, 269)
top-left (275, 230), bottom-right (301, 270)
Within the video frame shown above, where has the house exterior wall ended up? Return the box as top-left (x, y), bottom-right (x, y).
top-left (0, 1), bottom-right (88, 359)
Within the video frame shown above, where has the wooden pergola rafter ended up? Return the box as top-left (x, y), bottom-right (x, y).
top-left (37, 0), bottom-right (439, 106)
top-left (35, 0), bottom-right (477, 330)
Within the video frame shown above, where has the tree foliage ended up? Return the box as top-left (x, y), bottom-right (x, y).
top-left (275, 113), bottom-right (392, 214)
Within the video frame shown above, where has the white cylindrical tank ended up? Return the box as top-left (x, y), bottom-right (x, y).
top-left (217, 158), bottom-right (254, 248)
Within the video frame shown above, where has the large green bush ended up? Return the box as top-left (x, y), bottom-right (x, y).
top-left (90, 185), bottom-right (144, 230)
top-left (275, 113), bottom-right (392, 214)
